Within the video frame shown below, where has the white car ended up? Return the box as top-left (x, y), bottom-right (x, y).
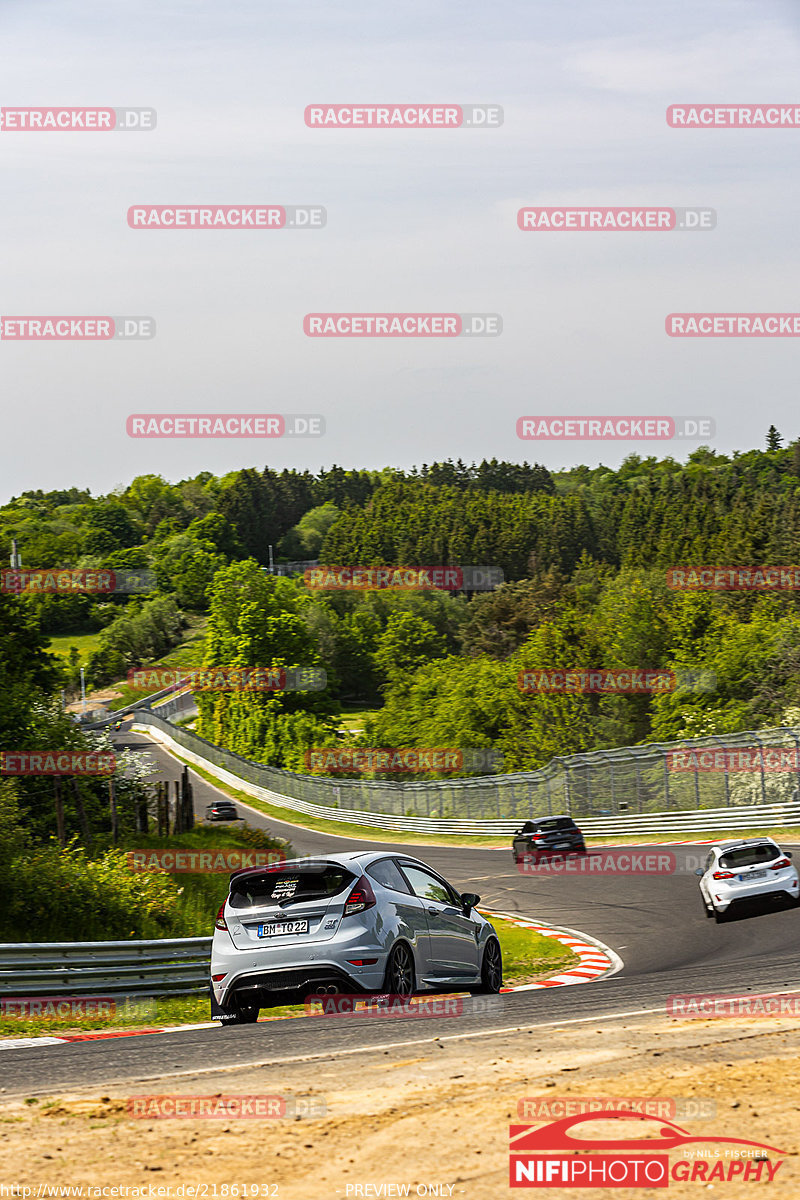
top-left (695, 838), bottom-right (799, 923)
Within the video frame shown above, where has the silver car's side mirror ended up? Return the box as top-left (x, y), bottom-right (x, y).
top-left (694, 868), bottom-right (704, 876)
top-left (786, 851), bottom-right (793, 859)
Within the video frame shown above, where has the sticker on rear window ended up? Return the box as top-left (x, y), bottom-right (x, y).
top-left (272, 877), bottom-right (299, 900)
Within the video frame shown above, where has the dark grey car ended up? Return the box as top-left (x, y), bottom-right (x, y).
top-left (512, 815), bottom-right (586, 864)
top-left (206, 801), bottom-right (238, 822)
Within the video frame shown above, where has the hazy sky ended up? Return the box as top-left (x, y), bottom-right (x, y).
top-left (1, 0), bottom-right (799, 501)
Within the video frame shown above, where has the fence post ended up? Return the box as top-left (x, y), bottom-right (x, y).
top-left (53, 778), bottom-right (66, 848)
top-left (663, 753), bottom-right (671, 810)
top-left (790, 727), bottom-right (800, 803)
top-left (710, 736), bottom-right (730, 807)
top-left (109, 777), bottom-right (119, 842)
top-left (754, 733), bottom-right (766, 805)
top-left (71, 778), bottom-right (92, 844)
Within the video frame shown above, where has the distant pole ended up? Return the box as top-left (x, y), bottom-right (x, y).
top-left (268, 544), bottom-right (274, 575)
top-left (108, 776), bottom-right (119, 843)
top-left (10, 539), bottom-right (21, 568)
top-left (80, 667), bottom-right (86, 713)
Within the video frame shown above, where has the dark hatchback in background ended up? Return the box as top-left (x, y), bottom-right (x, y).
top-left (206, 801), bottom-right (239, 822)
top-left (512, 815), bottom-right (586, 863)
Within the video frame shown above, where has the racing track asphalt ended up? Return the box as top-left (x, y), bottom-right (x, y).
top-left (2, 724), bottom-right (799, 1095)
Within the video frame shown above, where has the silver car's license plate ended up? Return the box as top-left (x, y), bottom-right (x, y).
top-left (553, 842), bottom-right (570, 849)
top-left (740, 870), bottom-right (766, 881)
top-left (258, 919), bottom-right (309, 937)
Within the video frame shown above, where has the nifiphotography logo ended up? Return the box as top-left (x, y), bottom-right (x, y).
top-left (509, 1111), bottom-right (787, 1187)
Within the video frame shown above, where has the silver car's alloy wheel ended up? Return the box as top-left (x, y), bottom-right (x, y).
top-left (385, 943), bottom-right (415, 996)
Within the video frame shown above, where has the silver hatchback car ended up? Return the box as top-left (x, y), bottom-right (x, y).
top-left (210, 850), bottom-right (503, 1023)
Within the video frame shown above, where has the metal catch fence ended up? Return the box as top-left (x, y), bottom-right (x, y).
top-left (133, 711), bottom-right (800, 829)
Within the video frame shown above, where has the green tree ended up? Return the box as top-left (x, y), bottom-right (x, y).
top-left (373, 612), bottom-right (447, 687)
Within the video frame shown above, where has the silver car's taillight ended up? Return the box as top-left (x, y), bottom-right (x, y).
top-left (343, 876), bottom-right (376, 917)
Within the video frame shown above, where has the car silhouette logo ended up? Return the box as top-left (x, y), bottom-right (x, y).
top-left (510, 1110), bottom-right (787, 1156)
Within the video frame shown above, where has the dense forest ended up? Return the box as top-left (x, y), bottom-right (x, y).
top-left (4, 435), bottom-right (800, 787)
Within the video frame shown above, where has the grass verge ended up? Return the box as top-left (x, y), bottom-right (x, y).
top-left (0, 915), bottom-right (579, 1038)
top-left (45, 630), bottom-right (103, 665)
top-left (105, 616), bottom-right (208, 711)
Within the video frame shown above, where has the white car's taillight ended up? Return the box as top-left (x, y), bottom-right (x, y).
top-left (770, 857), bottom-right (791, 871)
top-left (214, 900), bottom-right (228, 931)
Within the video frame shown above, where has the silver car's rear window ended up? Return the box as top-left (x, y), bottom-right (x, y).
top-left (229, 864), bottom-right (355, 907)
top-left (366, 858), bottom-right (412, 894)
top-left (718, 844), bottom-right (780, 869)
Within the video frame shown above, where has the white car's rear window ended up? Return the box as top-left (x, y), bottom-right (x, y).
top-left (718, 844), bottom-right (780, 869)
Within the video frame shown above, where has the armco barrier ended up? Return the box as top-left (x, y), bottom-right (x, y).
top-left (134, 713), bottom-right (800, 836)
top-left (0, 938), bottom-right (212, 998)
